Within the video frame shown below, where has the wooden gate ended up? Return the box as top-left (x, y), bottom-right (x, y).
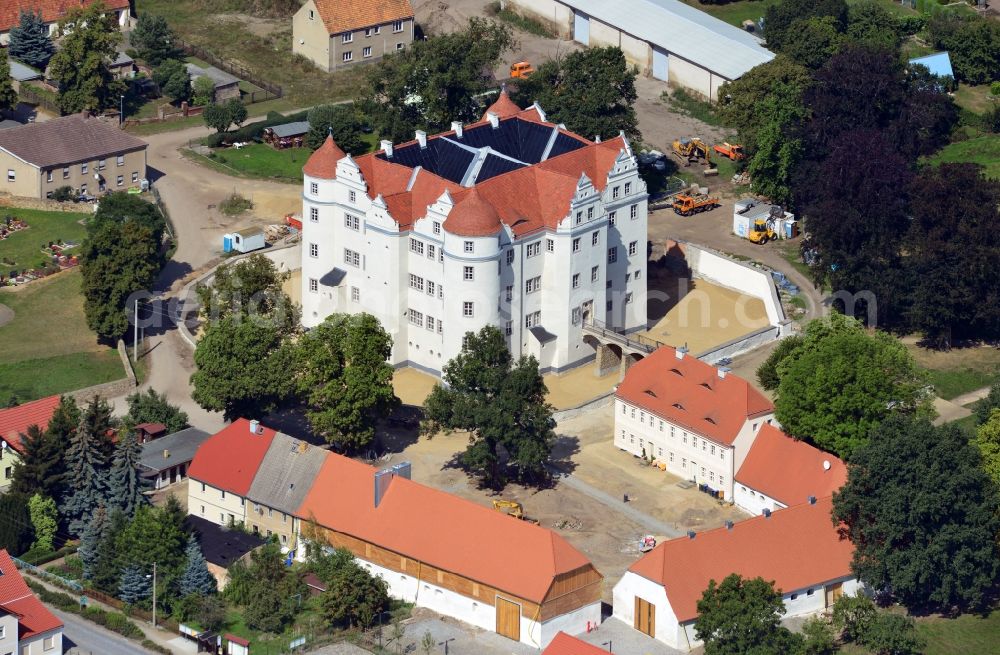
top-left (825, 582), bottom-right (843, 608)
top-left (496, 597), bottom-right (521, 642)
top-left (635, 596), bottom-right (655, 637)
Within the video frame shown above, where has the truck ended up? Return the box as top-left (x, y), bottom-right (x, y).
top-left (672, 193), bottom-right (720, 216)
top-left (509, 61), bottom-right (534, 79)
top-left (713, 142), bottom-right (745, 161)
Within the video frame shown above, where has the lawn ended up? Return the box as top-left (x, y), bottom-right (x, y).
top-left (0, 208), bottom-right (90, 270)
top-left (136, 0), bottom-right (369, 107)
top-left (918, 610), bottom-right (1000, 655)
top-left (928, 134), bottom-right (1000, 180)
top-left (0, 270), bottom-right (124, 402)
top-left (954, 84), bottom-right (996, 116)
top-left (125, 96), bottom-right (302, 136)
top-left (905, 340), bottom-right (1000, 400)
top-left (204, 143), bottom-right (311, 182)
top-left (683, 0), bottom-right (781, 27)
top-left (925, 367), bottom-right (999, 401)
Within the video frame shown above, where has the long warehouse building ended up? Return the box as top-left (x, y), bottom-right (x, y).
top-left (505, 0), bottom-right (774, 100)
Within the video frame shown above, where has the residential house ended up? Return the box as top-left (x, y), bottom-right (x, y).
top-left (297, 451), bottom-right (603, 648)
top-left (0, 114), bottom-right (147, 198)
top-left (612, 497), bottom-right (860, 651)
top-left (108, 51), bottom-right (135, 79)
top-left (0, 549), bottom-right (63, 655)
top-left (300, 91), bottom-right (648, 375)
top-left (292, 0), bottom-right (415, 72)
top-left (183, 516), bottom-right (266, 590)
top-left (734, 424), bottom-right (847, 516)
top-left (505, 0), bottom-right (773, 100)
top-left (0, 395), bottom-right (61, 491)
top-left (244, 432), bottom-right (326, 555)
top-left (613, 345), bottom-right (774, 501)
top-left (542, 632), bottom-right (610, 654)
top-left (0, 0), bottom-right (130, 46)
top-left (138, 427), bottom-right (211, 491)
top-left (187, 419), bottom-right (276, 528)
top-left (184, 64), bottom-right (240, 103)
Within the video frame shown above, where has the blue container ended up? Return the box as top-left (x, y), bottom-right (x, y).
top-left (223, 235), bottom-right (233, 253)
top-left (786, 221), bottom-right (795, 239)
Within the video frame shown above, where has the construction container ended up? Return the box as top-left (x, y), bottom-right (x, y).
top-left (230, 227), bottom-right (266, 254)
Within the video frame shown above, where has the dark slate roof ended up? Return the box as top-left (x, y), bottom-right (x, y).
top-left (378, 116), bottom-right (587, 186)
top-left (0, 114), bottom-right (147, 168)
top-left (138, 427), bottom-right (211, 472)
top-left (268, 121), bottom-right (310, 138)
top-left (246, 432), bottom-right (327, 514)
top-left (183, 515), bottom-right (266, 568)
top-left (320, 267), bottom-right (346, 287)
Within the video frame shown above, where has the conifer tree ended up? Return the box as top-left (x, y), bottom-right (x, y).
top-left (0, 57), bottom-right (17, 114)
top-left (79, 506), bottom-right (109, 580)
top-left (10, 426), bottom-right (64, 500)
top-left (179, 534), bottom-right (217, 597)
top-left (7, 10), bottom-right (54, 70)
top-left (63, 398), bottom-right (113, 535)
top-left (107, 431), bottom-right (147, 518)
top-left (119, 564), bottom-right (151, 605)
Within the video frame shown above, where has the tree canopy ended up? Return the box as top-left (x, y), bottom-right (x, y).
top-left (422, 326), bottom-right (555, 489)
top-left (694, 574), bottom-right (803, 655)
top-left (196, 253), bottom-right (298, 333)
top-left (122, 389), bottom-right (189, 435)
top-left (7, 10), bottom-right (54, 70)
top-left (48, 2), bottom-right (125, 113)
top-left (360, 18), bottom-right (515, 142)
top-left (511, 47), bottom-right (641, 141)
top-left (131, 14), bottom-right (179, 66)
top-left (772, 315), bottom-right (930, 458)
top-left (975, 409), bottom-right (1000, 489)
top-left (62, 398), bottom-right (114, 535)
top-left (0, 57), bottom-right (18, 115)
top-left (294, 313), bottom-right (398, 451)
top-left (306, 104), bottom-right (366, 153)
top-left (153, 59), bottom-right (191, 103)
top-left (832, 416), bottom-right (1000, 612)
top-left (764, 0), bottom-right (848, 53)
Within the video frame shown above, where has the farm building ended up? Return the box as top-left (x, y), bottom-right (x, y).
top-left (733, 424), bottom-right (846, 516)
top-left (185, 63), bottom-right (241, 103)
top-left (504, 0), bottom-right (773, 101)
top-left (612, 497), bottom-right (861, 651)
top-left (542, 632), bottom-right (609, 654)
top-left (263, 121), bottom-right (309, 148)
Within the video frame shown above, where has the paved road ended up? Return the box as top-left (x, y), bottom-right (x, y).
top-left (53, 606), bottom-right (155, 655)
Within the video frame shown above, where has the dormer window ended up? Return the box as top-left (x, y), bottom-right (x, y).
top-left (644, 389), bottom-right (657, 398)
top-left (672, 402), bottom-right (684, 410)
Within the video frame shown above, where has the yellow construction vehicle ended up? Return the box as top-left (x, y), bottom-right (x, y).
top-left (748, 217), bottom-right (778, 244)
top-left (672, 193), bottom-right (720, 216)
top-left (672, 137), bottom-right (714, 167)
top-left (492, 499), bottom-right (539, 524)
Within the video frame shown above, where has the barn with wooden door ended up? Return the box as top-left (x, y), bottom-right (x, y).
top-left (504, 0), bottom-right (773, 101)
top-left (297, 452), bottom-right (603, 648)
top-left (612, 497), bottom-right (862, 651)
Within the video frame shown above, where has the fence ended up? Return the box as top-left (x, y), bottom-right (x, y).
top-left (12, 556), bottom-right (83, 591)
top-left (149, 186), bottom-right (176, 243)
top-left (18, 83), bottom-right (60, 115)
top-left (175, 37), bottom-right (283, 103)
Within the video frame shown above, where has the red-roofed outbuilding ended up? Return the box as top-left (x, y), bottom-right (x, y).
top-left (0, 549), bottom-right (63, 652)
top-left (542, 631), bottom-right (611, 655)
top-left (612, 498), bottom-right (860, 650)
top-left (614, 345), bottom-right (774, 500)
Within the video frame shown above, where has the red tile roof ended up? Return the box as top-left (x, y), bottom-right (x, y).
top-left (735, 424), bottom-right (847, 506)
top-left (0, 550), bottom-right (62, 639)
top-left (311, 0), bottom-right (413, 35)
top-left (616, 346), bottom-right (773, 446)
top-left (187, 419), bottom-right (276, 496)
top-left (135, 422), bottom-right (166, 435)
top-left (0, 0), bottom-right (129, 33)
top-left (0, 395), bottom-right (61, 454)
top-left (298, 451), bottom-right (596, 603)
top-left (303, 135), bottom-right (346, 180)
top-left (543, 632), bottom-right (610, 655)
top-left (481, 89), bottom-right (522, 121)
top-left (628, 497), bottom-right (853, 622)
top-left (444, 187), bottom-right (503, 237)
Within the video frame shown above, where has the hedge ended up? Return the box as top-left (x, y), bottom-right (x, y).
top-left (205, 109), bottom-right (311, 148)
top-left (25, 579), bottom-right (146, 642)
top-left (20, 543), bottom-right (79, 567)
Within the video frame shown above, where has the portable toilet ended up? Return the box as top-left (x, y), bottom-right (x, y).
top-left (222, 234), bottom-right (233, 253)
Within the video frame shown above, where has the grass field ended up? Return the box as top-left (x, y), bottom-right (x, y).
top-left (953, 84), bottom-right (994, 116)
top-left (905, 340), bottom-right (1000, 400)
top-left (125, 96), bottom-right (302, 136)
top-left (929, 135), bottom-right (1000, 180)
top-left (0, 208), bottom-right (89, 270)
top-left (0, 270), bottom-right (124, 402)
top-left (136, 0), bottom-right (368, 107)
top-left (918, 611), bottom-right (1000, 655)
top-left (208, 144), bottom-right (311, 182)
top-left (683, 0), bottom-right (781, 27)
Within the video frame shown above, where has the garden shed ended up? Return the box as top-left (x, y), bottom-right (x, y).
top-left (263, 121), bottom-right (310, 149)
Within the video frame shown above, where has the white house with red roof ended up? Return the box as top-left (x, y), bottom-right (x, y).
top-left (734, 424), bottom-right (847, 516)
top-left (612, 497), bottom-right (861, 650)
top-left (0, 549), bottom-right (63, 654)
top-left (0, 395), bottom-right (61, 492)
top-left (0, 0), bottom-right (130, 45)
top-left (299, 90), bottom-right (648, 375)
top-left (613, 345), bottom-right (774, 500)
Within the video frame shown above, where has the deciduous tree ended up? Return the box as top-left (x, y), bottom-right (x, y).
top-left (832, 417), bottom-right (1000, 612)
top-left (196, 253), bottom-right (298, 334)
top-left (756, 335), bottom-right (803, 391)
top-left (131, 14), bottom-right (179, 66)
top-left (774, 315), bottom-right (929, 458)
top-left (7, 10), bottom-right (54, 69)
top-left (764, 0), bottom-right (848, 53)
top-left (152, 59), bottom-right (191, 103)
top-left (779, 16), bottom-right (844, 70)
top-left (694, 574), bottom-right (803, 655)
top-left (831, 593), bottom-right (877, 643)
top-left (295, 314), bottom-right (398, 451)
top-left (306, 104), bottom-right (366, 153)
top-left (0, 494), bottom-right (33, 556)
top-left (846, 0), bottom-right (902, 50)
top-left (862, 613), bottom-right (924, 655)
top-left (927, 13), bottom-right (1000, 85)
top-left (0, 57), bottom-right (18, 114)
top-left (321, 558), bottom-right (389, 629)
top-left (360, 18), bottom-right (515, 142)
top-left (422, 326), bottom-right (555, 489)
top-left (226, 98), bottom-right (248, 129)
top-left (975, 409), bottom-right (1000, 488)
top-left (93, 192), bottom-right (165, 239)
top-left (203, 102), bottom-right (233, 133)
top-left (512, 47), bottom-right (640, 141)
top-left (122, 389), bottom-right (189, 435)
top-left (975, 383), bottom-right (1000, 425)
top-left (192, 76), bottom-right (216, 107)
top-left (48, 2), bottom-right (125, 113)
top-left (27, 493), bottom-right (58, 552)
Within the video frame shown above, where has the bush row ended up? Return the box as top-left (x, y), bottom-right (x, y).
top-left (205, 109), bottom-right (311, 148)
top-left (19, 543), bottom-right (79, 567)
top-left (24, 579), bottom-right (147, 643)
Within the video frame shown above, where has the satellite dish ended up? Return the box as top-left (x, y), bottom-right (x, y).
top-left (1, 440), bottom-right (6, 450)
top-left (822, 460), bottom-right (831, 471)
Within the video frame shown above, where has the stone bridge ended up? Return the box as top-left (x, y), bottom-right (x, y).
top-left (581, 318), bottom-right (666, 379)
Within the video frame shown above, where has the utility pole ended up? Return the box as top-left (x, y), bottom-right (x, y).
top-left (152, 561), bottom-right (157, 628)
top-left (133, 297), bottom-right (139, 362)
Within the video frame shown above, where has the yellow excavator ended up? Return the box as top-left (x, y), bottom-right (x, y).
top-left (748, 217), bottom-right (778, 244)
top-left (492, 499), bottom-right (539, 524)
top-left (672, 137), bottom-right (714, 167)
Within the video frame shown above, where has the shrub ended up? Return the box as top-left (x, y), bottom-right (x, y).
top-left (142, 639), bottom-right (172, 654)
top-left (50, 186), bottom-right (74, 202)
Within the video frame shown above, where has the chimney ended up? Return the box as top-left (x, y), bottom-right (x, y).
top-left (162, 449), bottom-right (170, 459)
top-left (675, 345), bottom-right (688, 360)
top-left (416, 130), bottom-right (427, 148)
top-left (725, 521), bottom-right (733, 530)
top-left (763, 508), bottom-right (771, 518)
top-left (373, 461), bottom-right (411, 507)
top-left (451, 121), bottom-right (463, 138)
top-left (381, 140), bottom-right (393, 158)
top-left (808, 495), bottom-right (816, 505)
top-left (487, 111), bottom-right (499, 128)
top-left (249, 419), bottom-right (259, 434)
top-left (687, 530), bottom-right (696, 539)
top-left (718, 366), bottom-right (730, 379)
